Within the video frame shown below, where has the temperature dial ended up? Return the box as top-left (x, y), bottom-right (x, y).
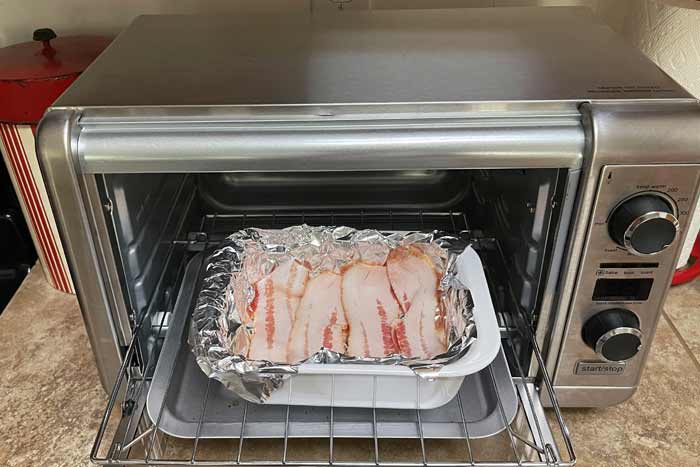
top-left (609, 194), bottom-right (679, 255)
top-left (582, 309), bottom-right (642, 362)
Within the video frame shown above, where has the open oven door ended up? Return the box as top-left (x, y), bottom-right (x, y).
top-left (89, 231), bottom-right (576, 466)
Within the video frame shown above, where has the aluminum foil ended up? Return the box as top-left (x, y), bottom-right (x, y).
top-left (189, 225), bottom-right (476, 403)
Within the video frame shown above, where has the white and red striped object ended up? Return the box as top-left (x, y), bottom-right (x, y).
top-left (0, 124), bottom-right (74, 293)
top-left (0, 29), bottom-right (110, 294)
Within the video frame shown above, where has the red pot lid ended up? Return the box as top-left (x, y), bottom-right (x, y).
top-left (0, 29), bottom-right (112, 124)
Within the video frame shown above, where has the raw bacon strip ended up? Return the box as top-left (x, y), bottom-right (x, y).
top-left (245, 259), bottom-right (309, 362)
top-left (233, 250), bottom-right (271, 324)
top-left (342, 262), bottom-right (400, 358)
top-left (287, 272), bottom-right (348, 362)
top-left (387, 246), bottom-right (446, 359)
top-left (231, 326), bottom-right (251, 356)
top-left (230, 251), bottom-right (288, 358)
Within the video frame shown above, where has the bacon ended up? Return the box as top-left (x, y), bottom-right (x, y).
top-left (231, 249), bottom-right (272, 326)
top-left (232, 326), bottom-right (251, 356)
top-left (245, 259), bottom-right (309, 362)
top-left (387, 246), bottom-right (446, 359)
top-left (287, 272), bottom-right (348, 362)
top-left (341, 262), bottom-right (401, 357)
top-left (231, 241), bottom-right (447, 363)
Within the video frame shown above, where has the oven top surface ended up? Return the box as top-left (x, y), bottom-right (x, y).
top-left (54, 7), bottom-right (691, 108)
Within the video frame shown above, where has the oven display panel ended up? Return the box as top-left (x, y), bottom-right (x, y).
top-left (592, 278), bottom-right (653, 302)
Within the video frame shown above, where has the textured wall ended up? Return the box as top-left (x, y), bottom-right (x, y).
top-left (615, 1), bottom-right (700, 97)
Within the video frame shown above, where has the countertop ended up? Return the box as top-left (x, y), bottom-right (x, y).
top-left (0, 265), bottom-right (698, 467)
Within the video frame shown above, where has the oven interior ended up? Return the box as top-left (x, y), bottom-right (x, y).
top-left (91, 169), bottom-right (575, 466)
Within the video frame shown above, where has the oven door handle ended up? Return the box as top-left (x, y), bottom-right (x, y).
top-left (76, 117), bottom-right (584, 173)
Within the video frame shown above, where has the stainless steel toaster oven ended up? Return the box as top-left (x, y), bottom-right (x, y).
top-left (36, 7), bottom-right (700, 467)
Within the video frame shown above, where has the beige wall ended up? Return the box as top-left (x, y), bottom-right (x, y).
top-left (615, 1), bottom-right (700, 97)
top-left (0, 1), bottom-right (309, 47)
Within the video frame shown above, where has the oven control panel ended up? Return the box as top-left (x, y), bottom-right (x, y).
top-left (554, 164), bottom-right (700, 404)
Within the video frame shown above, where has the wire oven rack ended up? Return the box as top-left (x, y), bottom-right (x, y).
top-left (180, 211), bottom-right (477, 251)
top-left (91, 210), bottom-right (576, 467)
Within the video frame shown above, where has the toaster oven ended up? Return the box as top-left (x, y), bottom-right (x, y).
top-left (36, 7), bottom-right (700, 467)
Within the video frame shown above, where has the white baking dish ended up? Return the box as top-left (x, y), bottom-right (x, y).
top-left (261, 244), bottom-right (501, 409)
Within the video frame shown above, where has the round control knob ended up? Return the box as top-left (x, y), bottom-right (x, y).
top-left (582, 309), bottom-right (642, 362)
top-left (609, 194), bottom-right (679, 256)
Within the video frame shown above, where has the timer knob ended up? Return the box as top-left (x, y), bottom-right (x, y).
top-left (582, 309), bottom-right (642, 362)
top-left (608, 194), bottom-right (679, 255)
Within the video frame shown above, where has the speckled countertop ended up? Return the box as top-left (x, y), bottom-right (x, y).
top-left (0, 265), bottom-right (698, 467)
